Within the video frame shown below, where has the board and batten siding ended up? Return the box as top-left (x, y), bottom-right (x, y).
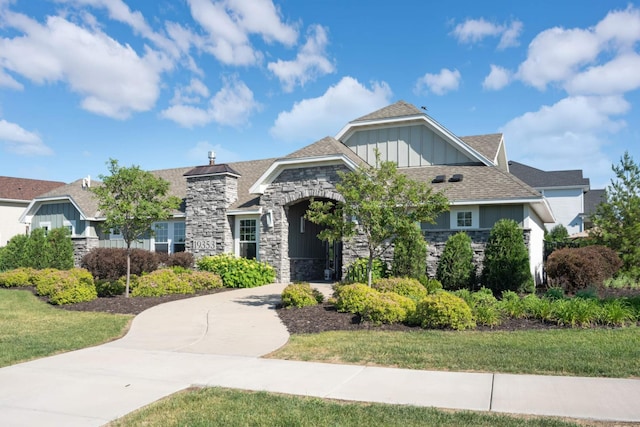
top-left (343, 124), bottom-right (476, 168)
top-left (421, 205), bottom-right (524, 231)
top-left (287, 201), bottom-right (326, 259)
top-left (32, 202), bottom-right (87, 236)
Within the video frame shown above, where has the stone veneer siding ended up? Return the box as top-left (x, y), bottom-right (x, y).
top-left (72, 236), bottom-right (99, 267)
top-left (259, 165), bottom-right (348, 283)
top-left (185, 174), bottom-right (237, 258)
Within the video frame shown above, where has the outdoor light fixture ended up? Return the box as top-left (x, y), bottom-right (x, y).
top-left (265, 209), bottom-right (274, 228)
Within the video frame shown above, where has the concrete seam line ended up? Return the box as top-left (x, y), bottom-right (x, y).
top-left (322, 365), bottom-right (367, 398)
top-left (489, 373), bottom-right (495, 411)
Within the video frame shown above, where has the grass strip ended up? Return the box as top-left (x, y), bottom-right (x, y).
top-left (109, 387), bottom-right (578, 427)
top-left (269, 328), bottom-right (640, 378)
top-left (0, 289), bottom-right (131, 367)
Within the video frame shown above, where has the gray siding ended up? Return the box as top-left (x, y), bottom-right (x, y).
top-left (33, 202), bottom-right (87, 236)
top-left (287, 201), bottom-right (326, 259)
top-left (344, 124), bottom-right (475, 167)
top-left (421, 212), bottom-right (450, 230)
top-left (479, 205), bottom-right (524, 228)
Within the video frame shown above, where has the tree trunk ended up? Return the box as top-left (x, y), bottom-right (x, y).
top-left (367, 251), bottom-right (374, 287)
top-left (125, 245), bottom-right (131, 298)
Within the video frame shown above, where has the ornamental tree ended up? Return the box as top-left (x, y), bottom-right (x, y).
top-left (305, 154), bottom-right (449, 286)
top-left (592, 151), bottom-right (640, 279)
top-left (91, 159), bottom-right (181, 296)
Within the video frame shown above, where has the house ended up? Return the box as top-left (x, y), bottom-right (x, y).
top-left (507, 161), bottom-right (600, 235)
top-left (21, 101), bottom-right (554, 283)
top-left (0, 176), bottom-right (65, 246)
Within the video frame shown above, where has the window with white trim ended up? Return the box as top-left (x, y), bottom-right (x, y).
top-left (154, 222), bottom-right (169, 253)
top-left (450, 206), bottom-right (479, 229)
top-left (39, 221), bottom-right (51, 236)
top-left (173, 222), bottom-right (185, 253)
top-left (239, 218), bottom-right (257, 259)
top-left (456, 211), bottom-right (472, 228)
top-left (63, 220), bottom-right (76, 237)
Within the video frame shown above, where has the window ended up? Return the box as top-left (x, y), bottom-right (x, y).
top-left (239, 218), bottom-right (257, 259)
top-left (154, 222), bottom-right (169, 253)
top-left (63, 220), bottom-right (76, 237)
top-left (173, 222), bottom-right (186, 253)
top-left (457, 211), bottom-right (472, 227)
top-left (39, 221), bottom-right (51, 236)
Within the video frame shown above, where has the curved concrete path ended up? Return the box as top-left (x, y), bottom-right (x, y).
top-left (1, 283), bottom-right (640, 426)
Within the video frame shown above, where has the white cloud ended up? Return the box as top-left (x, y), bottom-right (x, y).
top-left (268, 25), bottom-right (335, 92)
top-left (0, 119), bottom-right (53, 156)
top-left (501, 95), bottom-right (629, 187)
top-left (170, 78), bottom-right (211, 105)
top-left (451, 18), bottom-right (522, 49)
top-left (270, 76), bottom-right (392, 143)
top-left (414, 68), bottom-right (461, 96)
top-left (186, 0), bottom-right (297, 66)
top-left (161, 76), bottom-right (260, 128)
top-left (483, 65), bottom-right (512, 90)
top-left (0, 69), bottom-right (22, 90)
top-left (0, 11), bottom-right (170, 119)
top-left (595, 5), bottom-right (640, 48)
top-left (185, 141), bottom-right (241, 164)
top-left (565, 53), bottom-right (640, 95)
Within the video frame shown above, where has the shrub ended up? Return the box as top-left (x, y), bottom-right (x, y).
top-left (166, 252), bottom-right (195, 269)
top-left (552, 298), bottom-right (601, 328)
top-left (81, 248), bottom-right (161, 281)
top-left (361, 292), bottom-right (416, 325)
top-left (498, 291), bottom-right (526, 319)
top-left (344, 258), bottom-right (388, 284)
top-left (372, 277), bottom-right (427, 301)
top-left (546, 246), bottom-right (622, 293)
top-left (0, 267), bottom-right (36, 287)
top-left (520, 294), bottom-right (555, 322)
top-left (46, 227), bottom-right (74, 270)
top-left (414, 292), bottom-right (475, 330)
top-left (481, 219), bottom-right (534, 294)
top-left (333, 283), bottom-right (379, 314)
top-left (131, 269), bottom-right (193, 297)
top-left (0, 234), bottom-right (29, 271)
top-left (391, 226), bottom-right (427, 279)
top-left (33, 268), bottom-right (97, 305)
top-left (436, 232), bottom-right (476, 290)
top-left (25, 228), bottom-right (50, 269)
top-left (282, 283), bottom-right (324, 308)
top-left (196, 254), bottom-right (275, 288)
top-left (467, 288), bottom-right (502, 327)
top-left (95, 279), bottom-right (126, 297)
top-left (177, 270), bottom-right (223, 291)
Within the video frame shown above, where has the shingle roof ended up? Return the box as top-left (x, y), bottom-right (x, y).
top-left (0, 176), bottom-right (65, 201)
top-left (508, 161), bottom-right (590, 188)
top-left (183, 164), bottom-right (241, 177)
top-left (36, 178), bottom-right (103, 218)
top-left (227, 158), bottom-right (277, 209)
top-left (401, 165), bottom-right (542, 202)
top-left (351, 100), bottom-right (425, 122)
top-left (584, 189), bottom-right (606, 216)
top-left (285, 136), bottom-right (366, 166)
top-left (460, 134), bottom-right (502, 162)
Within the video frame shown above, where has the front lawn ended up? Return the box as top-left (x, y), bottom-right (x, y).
top-left (269, 328), bottom-right (640, 378)
top-left (109, 387), bottom-right (578, 427)
top-left (0, 289), bottom-right (132, 367)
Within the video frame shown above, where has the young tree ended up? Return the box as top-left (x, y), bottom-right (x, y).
top-left (25, 228), bottom-right (50, 269)
top-left (305, 154), bottom-right (449, 286)
top-left (436, 232), bottom-right (476, 290)
top-left (47, 227), bottom-right (75, 270)
top-left (391, 224), bottom-right (428, 279)
top-left (91, 159), bottom-right (181, 296)
top-left (592, 151), bottom-right (640, 279)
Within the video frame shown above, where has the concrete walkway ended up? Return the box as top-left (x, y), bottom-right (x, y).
top-left (1, 283), bottom-right (640, 426)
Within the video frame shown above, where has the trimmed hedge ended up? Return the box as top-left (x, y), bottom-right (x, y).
top-left (33, 268), bottom-right (97, 305)
top-left (282, 283), bottom-right (324, 308)
top-left (0, 267), bottom-right (36, 287)
top-left (333, 283), bottom-right (379, 314)
top-left (546, 245), bottom-right (622, 292)
top-left (361, 291), bottom-right (416, 325)
top-left (372, 277), bottom-right (427, 301)
top-left (414, 292), bottom-right (475, 331)
top-left (130, 268), bottom-right (223, 297)
top-left (196, 253), bottom-right (275, 288)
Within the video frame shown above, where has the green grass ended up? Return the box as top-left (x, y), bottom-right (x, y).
top-left (0, 289), bottom-right (132, 367)
top-left (109, 387), bottom-right (578, 427)
top-left (269, 328), bottom-right (640, 378)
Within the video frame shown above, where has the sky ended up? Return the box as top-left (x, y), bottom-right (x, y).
top-left (1, 1), bottom-right (640, 189)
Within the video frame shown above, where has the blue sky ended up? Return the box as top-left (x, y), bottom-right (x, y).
top-left (1, 0), bottom-right (639, 189)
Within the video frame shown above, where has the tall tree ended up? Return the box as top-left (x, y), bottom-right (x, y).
top-left (91, 159), bottom-right (181, 296)
top-left (305, 154), bottom-right (449, 286)
top-left (592, 151), bottom-right (640, 279)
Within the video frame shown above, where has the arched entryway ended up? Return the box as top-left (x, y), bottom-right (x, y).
top-left (287, 198), bottom-right (342, 282)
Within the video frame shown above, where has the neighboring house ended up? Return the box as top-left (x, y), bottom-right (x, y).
top-left (508, 161), bottom-right (592, 235)
top-left (21, 101), bottom-right (554, 283)
top-left (581, 189), bottom-right (606, 232)
top-left (0, 176), bottom-right (65, 246)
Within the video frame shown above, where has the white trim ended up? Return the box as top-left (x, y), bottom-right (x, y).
top-left (227, 207), bottom-right (263, 216)
top-left (249, 155), bottom-right (359, 194)
top-left (233, 216), bottom-right (260, 260)
top-left (449, 206), bottom-right (479, 229)
top-left (39, 221), bottom-right (51, 235)
top-left (63, 219), bottom-right (77, 237)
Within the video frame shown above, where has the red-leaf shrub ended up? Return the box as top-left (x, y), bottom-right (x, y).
top-left (81, 248), bottom-right (161, 281)
top-left (546, 245), bottom-right (622, 293)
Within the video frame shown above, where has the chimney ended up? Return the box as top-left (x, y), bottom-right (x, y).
top-left (208, 151), bottom-right (216, 165)
top-left (82, 175), bottom-right (91, 189)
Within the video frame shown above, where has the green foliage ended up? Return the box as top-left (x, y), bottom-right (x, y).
top-left (551, 298), bottom-right (601, 328)
top-left (604, 274), bottom-right (640, 289)
top-left (546, 246), bottom-right (622, 292)
top-left (344, 258), bottom-right (387, 284)
top-left (360, 292), bottom-right (416, 325)
top-left (0, 267), bottom-right (36, 287)
top-left (46, 227), bottom-right (74, 270)
top-left (282, 283), bottom-right (324, 308)
top-left (466, 287), bottom-right (502, 327)
top-left (0, 234), bottom-right (28, 271)
top-left (196, 253), bottom-right (275, 288)
top-left (372, 277), bottom-right (427, 301)
top-left (95, 279), bottom-right (126, 297)
top-left (545, 224), bottom-right (570, 243)
top-left (521, 294), bottom-right (555, 322)
top-left (498, 290), bottom-right (526, 319)
top-left (436, 232), bottom-right (476, 290)
top-left (544, 287), bottom-right (565, 300)
top-left (592, 151), bottom-right (640, 279)
top-left (91, 158), bottom-right (182, 296)
top-left (481, 219), bottom-right (534, 294)
top-left (25, 228), bottom-right (50, 269)
top-left (419, 276), bottom-right (443, 294)
top-left (81, 248), bottom-right (161, 281)
top-left (33, 268), bottom-right (97, 305)
top-left (178, 270), bottom-right (223, 291)
top-left (305, 151), bottom-right (449, 285)
top-left (333, 283), bottom-right (379, 314)
top-left (131, 269), bottom-right (194, 297)
top-left (598, 299), bottom-right (635, 327)
top-left (414, 292), bottom-right (476, 330)
top-left (391, 225), bottom-right (427, 279)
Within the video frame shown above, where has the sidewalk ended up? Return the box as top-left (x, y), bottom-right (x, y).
top-left (1, 283), bottom-right (639, 426)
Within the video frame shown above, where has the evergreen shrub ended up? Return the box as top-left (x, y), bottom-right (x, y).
top-left (391, 226), bottom-right (427, 278)
top-left (436, 232), bottom-right (476, 290)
